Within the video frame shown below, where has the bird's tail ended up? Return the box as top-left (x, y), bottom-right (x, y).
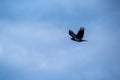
top-left (83, 40), bottom-right (87, 42)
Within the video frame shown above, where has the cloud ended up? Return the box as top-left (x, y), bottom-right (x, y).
top-left (0, 22), bottom-right (71, 73)
top-left (0, 0), bottom-right (120, 80)
top-left (0, 0), bottom-right (103, 23)
top-left (0, 20), bottom-right (120, 80)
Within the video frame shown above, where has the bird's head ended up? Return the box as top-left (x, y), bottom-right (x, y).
top-left (71, 38), bottom-right (75, 41)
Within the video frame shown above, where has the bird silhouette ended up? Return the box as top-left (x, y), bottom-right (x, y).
top-left (69, 27), bottom-right (87, 42)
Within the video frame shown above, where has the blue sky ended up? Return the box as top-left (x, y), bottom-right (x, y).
top-left (0, 0), bottom-right (120, 80)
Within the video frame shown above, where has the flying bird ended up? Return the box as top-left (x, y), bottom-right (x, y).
top-left (69, 27), bottom-right (87, 42)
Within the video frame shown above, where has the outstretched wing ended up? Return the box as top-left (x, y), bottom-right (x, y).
top-left (76, 27), bottom-right (84, 39)
top-left (69, 30), bottom-right (76, 38)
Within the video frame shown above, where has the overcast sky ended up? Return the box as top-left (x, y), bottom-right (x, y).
top-left (0, 0), bottom-right (120, 80)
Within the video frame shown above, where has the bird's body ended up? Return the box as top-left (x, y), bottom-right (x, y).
top-left (69, 27), bottom-right (87, 42)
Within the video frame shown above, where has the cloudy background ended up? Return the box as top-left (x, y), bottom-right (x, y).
top-left (0, 0), bottom-right (120, 80)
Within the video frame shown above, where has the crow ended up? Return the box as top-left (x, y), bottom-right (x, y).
top-left (69, 27), bottom-right (87, 42)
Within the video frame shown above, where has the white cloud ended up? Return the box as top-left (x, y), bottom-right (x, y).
top-left (0, 20), bottom-right (119, 80)
top-left (0, 22), bottom-right (70, 72)
top-left (0, 44), bottom-right (3, 56)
